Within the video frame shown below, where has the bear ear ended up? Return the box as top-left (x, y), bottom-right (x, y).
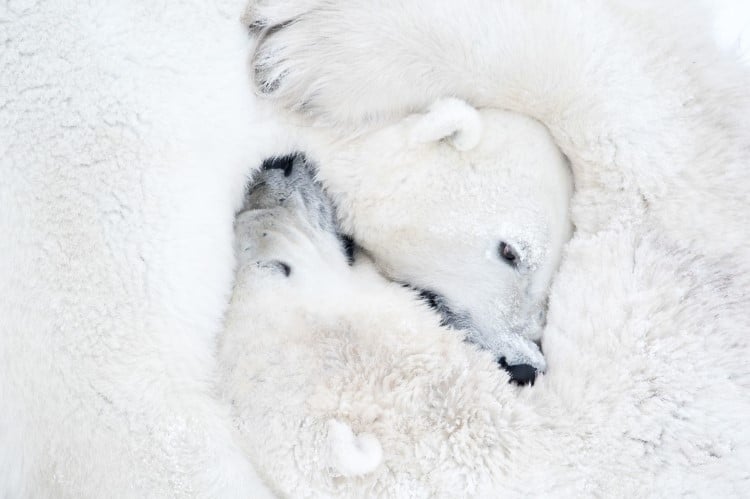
top-left (409, 98), bottom-right (482, 151)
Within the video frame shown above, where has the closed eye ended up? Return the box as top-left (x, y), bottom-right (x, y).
top-left (259, 259), bottom-right (292, 277)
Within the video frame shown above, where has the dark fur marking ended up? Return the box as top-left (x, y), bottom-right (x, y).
top-left (273, 260), bottom-right (292, 277)
top-left (338, 233), bottom-right (356, 265)
top-left (498, 357), bottom-right (537, 385)
top-left (414, 287), bottom-right (472, 331)
top-left (261, 155), bottom-right (296, 177)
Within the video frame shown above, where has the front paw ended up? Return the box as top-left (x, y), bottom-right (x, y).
top-left (246, 1), bottom-right (336, 115)
top-left (242, 0), bottom-right (320, 33)
top-left (245, 0), bottom-right (441, 127)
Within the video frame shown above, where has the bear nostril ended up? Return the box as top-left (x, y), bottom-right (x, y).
top-left (498, 357), bottom-right (537, 386)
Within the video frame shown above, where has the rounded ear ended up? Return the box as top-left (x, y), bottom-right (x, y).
top-left (409, 98), bottom-right (482, 151)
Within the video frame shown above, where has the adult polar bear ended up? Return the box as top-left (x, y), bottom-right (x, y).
top-left (250, 0), bottom-right (750, 258)
top-left (246, 0), bottom-right (750, 494)
top-left (294, 97), bottom-right (574, 378)
top-left (0, 0), bottom-right (565, 493)
top-left (0, 1), bottom-right (280, 496)
top-left (224, 106), bottom-right (746, 496)
top-left (2, 0), bottom-right (748, 496)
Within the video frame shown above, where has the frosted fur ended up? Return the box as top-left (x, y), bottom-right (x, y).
top-left (241, 0), bottom-right (750, 495)
top-left (3, 0), bottom-right (749, 496)
top-left (221, 124), bottom-right (750, 497)
top-left (294, 101), bottom-right (574, 372)
top-left (222, 158), bottom-right (553, 496)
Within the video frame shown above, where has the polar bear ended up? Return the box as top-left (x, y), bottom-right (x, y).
top-left (1, 2), bottom-right (278, 496)
top-left (223, 148), bottom-right (750, 499)
top-left (221, 154), bottom-right (544, 497)
top-left (245, 0), bottom-right (750, 370)
top-left (244, 0), bottom-right (750, 385)
top-left (287, 98), bottom-right (574, 379)
top-left (246, 0), bottom-right (749, 258)
top-left (239, 3), bottom-right (750, 493)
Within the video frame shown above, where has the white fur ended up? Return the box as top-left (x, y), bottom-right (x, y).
top-left (223, 185), bottom-right (524, 496)
top-left (325, 420), bottom-right (383, 477)
top-left (0, 1), bottom-right (285, 496)
top-left (408, 98), bottom-right (483, 151)
top-left (222, 136), bottom-right (750, 497)
top-left (297, 101), bottom-right (573, 371)
top-left (707, 0), bottom-right (750, 65)
top-left (4, 0), bottom-right (749, 496)
top-left (241, 0), bottom-right (750, 495)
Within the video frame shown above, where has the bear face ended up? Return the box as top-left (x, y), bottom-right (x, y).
top-left (231, 153), bottom-right (546, 384)
top-left (222, 153), bottom-right (552, 496)
top-left (233, 155), bottom-right (351, 295)
top-left (303, 99), bottom-right (574, 371)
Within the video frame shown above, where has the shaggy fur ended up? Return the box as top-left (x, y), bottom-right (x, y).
top-left (223, 137), bottom-right (750, 499)
top-left (240, 0), bottom-right (750, 495)
top-left (2, 0), bottom-right (749, 496)
top-left (291, 98), bottom-right (575, 375)
top-left (223, 157), bottom-right (540, 497)
top-left (0, 1), bottom-right (281, 496)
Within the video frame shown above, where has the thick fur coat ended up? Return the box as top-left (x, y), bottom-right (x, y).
top-left (0, 1), bottom-right (280, 496)
top-left (2, 0), bottom-right (749, 497)
top-left (238, 0), bottom-right (750, 496)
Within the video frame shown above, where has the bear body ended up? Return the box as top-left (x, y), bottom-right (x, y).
top-left (222, 155), bottom-right (540, 497)
top-left (244, 0), bottom-right (750, 495)
top-left (4, 0), bottom-right (750, 496)
top-left (222, 133), bottom-right (750, 498)
top-left (0, 1), bottom-right (280, 496)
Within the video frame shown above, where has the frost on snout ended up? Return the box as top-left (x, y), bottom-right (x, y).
top-left (413, 285), bottom-right (546, 385)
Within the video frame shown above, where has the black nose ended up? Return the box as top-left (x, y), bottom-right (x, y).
top-left (498, 357), bottom-right (537, 385)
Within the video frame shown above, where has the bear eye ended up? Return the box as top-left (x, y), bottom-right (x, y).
top-left (498, 241), bottom-right (518, 266)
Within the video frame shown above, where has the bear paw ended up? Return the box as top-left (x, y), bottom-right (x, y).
top-left (246, 0), bottom-right (444, 127)
top-left (247, 0), bottom-right (344, 112)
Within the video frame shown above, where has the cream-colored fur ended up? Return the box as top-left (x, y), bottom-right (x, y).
top-left (222, 158), bottom-right (538, 497)
top-left (241, 0), bottom-right (750, 495)
top-left (222, 137), bottom-right (750, 497)
top-left (0, 1), bottom-right (281, 496)
top-left (296, 99), bottom-right (574, 372)
top-left (3, 0), bottom-right (749, 495)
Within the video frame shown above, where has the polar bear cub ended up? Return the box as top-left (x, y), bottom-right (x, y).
top-left (299, 98), bottom-right (574, 375)
top-left (220, 158), bottom-right (404, 485)
top-left (220, 155), bottom-right (542, 495)
top-left (218, 156), bottom-right (507, 497)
